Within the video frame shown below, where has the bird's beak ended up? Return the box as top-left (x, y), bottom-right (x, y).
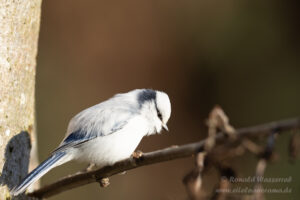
top-left (162, 124), bottom-right (169, 132)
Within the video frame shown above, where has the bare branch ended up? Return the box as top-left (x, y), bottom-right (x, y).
top-left (28, 117), bottom-right (300, 199)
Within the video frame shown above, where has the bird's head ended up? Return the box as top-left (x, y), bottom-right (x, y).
top-left (138, 89), bottom-right (171, 135)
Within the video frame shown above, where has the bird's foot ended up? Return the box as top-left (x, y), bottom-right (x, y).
top-left (80, 163), bottom-right (97, 173)
top-left (118, 171), bottom-right (127, 175)
top-left (132, 150), bottom-right (143, 159)
top-left (86, 163), bottom-right (97, 171)
top-left (98, 177), bottom-right (110, 187)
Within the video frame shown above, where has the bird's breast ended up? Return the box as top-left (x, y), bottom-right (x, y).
top-left (74, 116), bottom-right (149, 167)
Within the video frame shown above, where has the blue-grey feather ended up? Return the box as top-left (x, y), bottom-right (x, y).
top-left (12, 152), bottom-right (66, 194)
top-left (111, 120), bottom-right (128, 132)
top-left (54, 118), bottom-right (129, 153)
top-left (63, 130), bottom-right (89, 143)
top-left (53, 130), bottom-right (95, 153)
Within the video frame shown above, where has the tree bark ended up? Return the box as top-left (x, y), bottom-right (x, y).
top-left (0, 0), bottom-right (42, 199)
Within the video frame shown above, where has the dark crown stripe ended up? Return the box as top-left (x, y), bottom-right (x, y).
top-left (138, 89), bottom-right (156, 106)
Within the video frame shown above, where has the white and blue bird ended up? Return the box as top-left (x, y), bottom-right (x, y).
top-left (12, 89), bottom-right (171, 195)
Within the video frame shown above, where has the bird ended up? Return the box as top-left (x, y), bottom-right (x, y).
top-left (11, 89), bottom-right (171, 195)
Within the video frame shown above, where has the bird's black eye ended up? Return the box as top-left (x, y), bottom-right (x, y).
top-left (155, 102), bottom-right (163, 121)
top-left (157, 110), bottom-right (163, 120)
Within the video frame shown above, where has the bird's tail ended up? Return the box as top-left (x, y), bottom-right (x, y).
top-left (11, 151), bottom-right (67, 196)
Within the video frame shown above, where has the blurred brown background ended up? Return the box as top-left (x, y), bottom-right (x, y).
top-left (36, 0), bottom-right (300, 199)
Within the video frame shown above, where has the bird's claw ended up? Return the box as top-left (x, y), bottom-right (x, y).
top-left (132, 150), bottom-right (143, 159)
top-left (80, 163), bottom-right (96, 173)
top-left (118, 171), bottom-right (127, 175)
top-left (86, 163), bottom-right (96, 171)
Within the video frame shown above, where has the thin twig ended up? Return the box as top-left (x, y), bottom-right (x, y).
top-left (183, 152), bottom-right (207, 200)
top-left (28, 117), bottom-right (300, 198)
top-left (289, 132), bottom-right (300, 161)
top-left (205, 106), bottom-right (236, 151)
top-left (253, 131), bottom-right (277, 200)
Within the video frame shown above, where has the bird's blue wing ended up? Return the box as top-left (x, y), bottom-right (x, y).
top-left (52, 129), bottom-right (96, 153)
top-left (52, 116), bottom-right (131, 153)
top-left (63, 129), bottom-right (93, 144)
top-left (52, 94), bottom-right (140, 153)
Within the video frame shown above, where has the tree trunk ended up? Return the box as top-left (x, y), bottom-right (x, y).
top-left (0, 0), bottom-right (42, 199)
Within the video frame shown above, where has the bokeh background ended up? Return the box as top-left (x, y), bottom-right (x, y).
top-left (36, 0), bottom-right (300, 199)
